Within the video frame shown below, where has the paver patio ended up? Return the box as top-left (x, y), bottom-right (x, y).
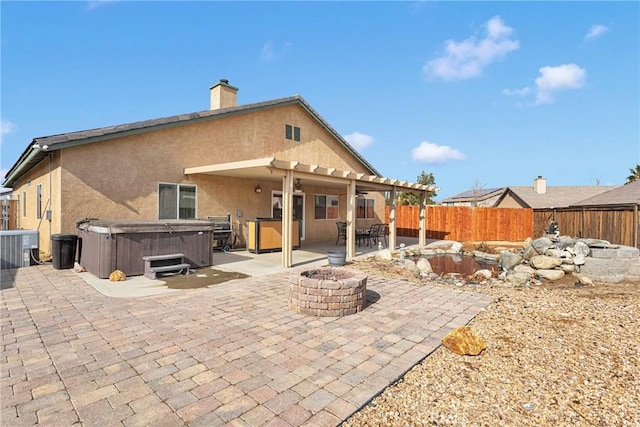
top-left (1, 265), bottom-right (492, 426)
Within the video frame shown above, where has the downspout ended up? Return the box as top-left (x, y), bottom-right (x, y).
top-left (634, 204), bottom-right (638, 249)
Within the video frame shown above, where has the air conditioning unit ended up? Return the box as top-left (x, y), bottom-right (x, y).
top-left (0, 230), bottom-right (39, 269)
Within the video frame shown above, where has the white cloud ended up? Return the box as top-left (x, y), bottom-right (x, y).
top-left (260, 41), bottom-right (292, 62)
top-left (585, 24), bottom-right (609, 41)
top-left (411, 141), bottom-right (465, 164)
top-left (344, 132), bottom-right (374, 150)
top-left (423, 16), bottom-right (520, 81)
top-left (534, 64), bottom-right (587, 104)
top-left (0, 119), bottom-right (16, 146)
top-left (502, 64), bottom-right (587, 105)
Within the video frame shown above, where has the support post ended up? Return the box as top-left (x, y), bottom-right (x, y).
top-left (389, 186), bottom-right (397, 250)
top-left (346, 181), bottom-right (356, 260)
top-left (281, 171), bottom-right (294, 267)
top-left (419, 191), bottom-right (427, 247)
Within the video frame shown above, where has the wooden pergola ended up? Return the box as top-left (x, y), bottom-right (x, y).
top-left (185, 157), bottom-right (435, 267)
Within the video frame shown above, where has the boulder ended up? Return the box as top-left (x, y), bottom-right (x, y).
top-left (536, 269), bottom-right (565, 281)
top-left (499, 251), bottom-right (523, 271)
top-left (559, 264), bottom-right (575, 273)
top-left (472, 269), bottom-right (493, 280)
top-left (573, 241), bottom-right (590, 257)
top-left (513, 264), bottom-right (536, 275)
top-left (400, 259), bottom-right (419, 273)
top-left (506, 271), bottom-right (530, 287)
top-left (575, 274), bottom-right (594, 286)
top-left (109, 270), bottom-right (126, 282)
top-left (374, 249), bottom-right (393, 262)
top-left (531, 237), bottom-right (553, 255)
top-left (442, 326), bottom-right (486, 356)
top-left (522, 245), bottom-right (538, 261)
top-left (416, 258), bottom-right (433, 274)
top-left (530, 255), bottom-right (563, 270)
top-left (425, 240), bottom-right (462, 253)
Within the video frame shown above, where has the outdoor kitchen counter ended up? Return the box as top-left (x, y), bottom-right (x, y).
top-left (246, 218), bottom-right (300, 253)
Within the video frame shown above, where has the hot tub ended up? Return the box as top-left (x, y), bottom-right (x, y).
top-left (77, 219), bottom-right (214, 278)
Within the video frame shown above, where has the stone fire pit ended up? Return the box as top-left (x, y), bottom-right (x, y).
top-left (289, 267), bottom-right (368, 317)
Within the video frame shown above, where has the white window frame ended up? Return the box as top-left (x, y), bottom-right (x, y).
top-left (357, 197), bottom-right (375, 219)
top-left (158, 183), bottom-right (197, 220)
top-left (314, 194), bottom-right (339, 220)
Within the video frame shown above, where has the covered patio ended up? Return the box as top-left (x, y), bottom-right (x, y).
top-left (210, 236), bottom-right (425, 277)
top-left (185, 157), bottom-right (435, 268)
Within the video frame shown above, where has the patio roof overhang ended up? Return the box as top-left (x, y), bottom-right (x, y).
top-left (184, 157), bottom-right (435, 194)
top-left (184, 157), bottom-right (434, 267)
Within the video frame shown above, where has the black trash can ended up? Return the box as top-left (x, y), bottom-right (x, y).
top-left (51, 234), bottom-right (78, 270)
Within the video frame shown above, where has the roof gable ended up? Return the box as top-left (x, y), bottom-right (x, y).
top-left (503, 185), bottom-right (618, 209)
top-left (570, 180), bottom-right (640, 207)
top-left (3, 95), bottom-right (379, 187)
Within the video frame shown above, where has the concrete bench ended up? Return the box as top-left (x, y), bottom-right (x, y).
top-left (143, 253), bottom-right (190, 279)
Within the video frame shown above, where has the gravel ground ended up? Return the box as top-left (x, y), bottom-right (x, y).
top-left (343, 256), bottom-right (640, 426)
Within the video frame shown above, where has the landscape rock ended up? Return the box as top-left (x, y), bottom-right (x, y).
top-left (425, 240), bottom-right (462, 253)
top-left (530, 255), bottom-right (563, 270)
top-left (575, 274), bottom-right (594, 286)
top-left (536, 269), bottom-right (565, 281)
top-left (375, 249), bottom-right (393, 262)
top-left (416, 258), bottom-right (433, 274)
top-left (400, 259), bottom-right (420, 273)
top-left (531, 237), bottom-right (553, 255)
top-left (559, 264), bottom-right (575, 273)
top-left (523, 237), bottom-right (532, 248)
top-left (522, 245), bottom-right (538, 261)
top-left (506, 271), bottom-right (530, 287)
top-left (513, 264), bottom-right (536, 275)
top-left (472, 269), bottom-right (493, 280)
top-left (441, 326), bottom-right (486, 356)
top-left (499, 251), bottom-right (523, 271)
top-left (109, 270), bottom-right (126, 281)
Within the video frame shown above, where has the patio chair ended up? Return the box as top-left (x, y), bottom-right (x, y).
top-left (335, 221), bottom-right (347, 245)
top-left (369, 223), bottom-right (388, 247)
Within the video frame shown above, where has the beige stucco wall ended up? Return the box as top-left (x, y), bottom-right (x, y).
top-left (9, 153), bottom-right (61, 255)
top-left (496, 193), bottom-right (526, 208)
top-left (40, 102), bottom-right (387, 250)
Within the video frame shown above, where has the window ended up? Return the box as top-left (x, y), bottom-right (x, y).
top-left (22, 191), bottom-right (26, 217)
top-left (158, 183), bottom-right (196, 219)
top-left (314, 194), bottom-right (339, 219)
top-left (285, 124), bottom-right (301, 142)
top-left (357, 198), bottom-right (375, 219)
top-left (36, 184), bottom-right (42, 220)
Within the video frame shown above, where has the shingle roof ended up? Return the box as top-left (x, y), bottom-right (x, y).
top-left (570, 180), bottom-right (640, 207)
top-left (505, 185), bottom-right (617, 209)
top-left (3, 95), bottom-right (380, 187)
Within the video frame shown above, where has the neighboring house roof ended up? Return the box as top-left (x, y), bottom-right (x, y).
top-left (2, 95), bottom-right (380, 188)
top-left (440, 187), bottom-right (504, 204)
top-left (498, 185), bottom-right (617, 209)
top-left (570, 180), bottom-right (640, 207)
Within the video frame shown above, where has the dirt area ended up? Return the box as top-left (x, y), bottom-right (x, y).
top-left (343, 242), bottom-right (640, 426)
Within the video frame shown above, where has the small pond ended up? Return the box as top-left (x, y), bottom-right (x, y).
top-left (417, 254), bottom-right (498, 276)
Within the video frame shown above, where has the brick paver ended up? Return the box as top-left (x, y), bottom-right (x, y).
top-left (1, 265), bottom-right (492, 426)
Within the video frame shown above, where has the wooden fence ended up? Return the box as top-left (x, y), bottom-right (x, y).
top-left (533, 206), bottom-right (639, 248)
top-left (385, 205), bottom-right (533, 242)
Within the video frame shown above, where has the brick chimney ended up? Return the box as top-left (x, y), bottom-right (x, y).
top-left (533, 176), bottom-right (547, 194)
top-left (210, 79), bottom-right (238, 110)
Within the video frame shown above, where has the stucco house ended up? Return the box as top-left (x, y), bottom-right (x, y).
top-left (441, 176), bottom-right (617, 209)
top-left (3, 80), bottom-right (433, 266)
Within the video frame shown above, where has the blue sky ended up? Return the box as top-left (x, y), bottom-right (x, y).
top-left (1, 1), bottom-right (639, 201)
